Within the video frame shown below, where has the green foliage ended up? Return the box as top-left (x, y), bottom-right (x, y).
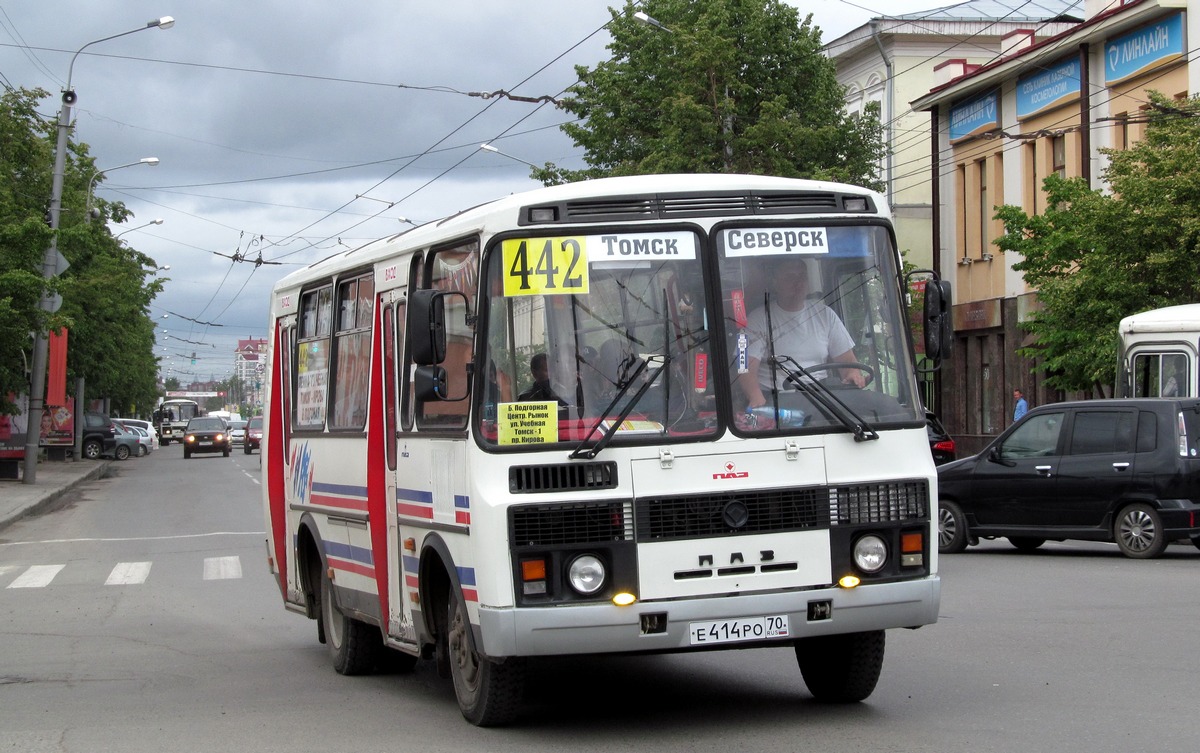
top-left (545, 0), bottom-right (885, 188)
top-left (995, 92), bottom-right (1200, 394)
top-left (0, 87), bottom-right (163, 417)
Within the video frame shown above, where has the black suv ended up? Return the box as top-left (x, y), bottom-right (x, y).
top-left (182, 416), bottom-right (231, 459)
top-left (81, 412), bottom-right (116, 460)
top-left (938, 398), bottom-right (1200, 558)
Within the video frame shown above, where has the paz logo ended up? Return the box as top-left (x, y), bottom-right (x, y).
top-left (1108, 44), bottom-right (1120, 73)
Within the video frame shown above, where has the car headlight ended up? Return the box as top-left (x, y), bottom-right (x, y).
top-left (216, 434), bottom-right (225, 441)
top-left (567, 554), bottom-right (606, 595)
top-left (853, 535), bottom-right (888, 573)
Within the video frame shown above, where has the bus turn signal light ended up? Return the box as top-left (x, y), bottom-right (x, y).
top-left (521, 558), bottom-right (547, 596)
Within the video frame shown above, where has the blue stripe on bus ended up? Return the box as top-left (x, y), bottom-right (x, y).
top-left (311, 481), bottom-right (368, 498)
top-left (323, 539), bottom-right (373, 566)
top-left (454, 495), bottom-right (470, 509)
top-left (396, 487), bottom-right (434, 504)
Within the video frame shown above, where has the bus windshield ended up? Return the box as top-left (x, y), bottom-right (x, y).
top-left (475, 222), bottom-right (920, 448)
top-left (716, 223), bottom-right (922, 434)
top-left (478, 229), bottom-right (717, 448)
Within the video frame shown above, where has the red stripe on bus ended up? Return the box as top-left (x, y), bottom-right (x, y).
top-left (396, 503), bottom-right (434, 519)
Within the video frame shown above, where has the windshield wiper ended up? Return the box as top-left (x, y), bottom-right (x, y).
top-left (569, 354), bottom-right (669, 460)
top-left (770, 356), bottom-right (879, 442)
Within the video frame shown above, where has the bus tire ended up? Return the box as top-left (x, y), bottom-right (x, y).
top-left (795, 630), bottom-right (885, 703)
top-left (447, 587), bottom-right (524, 726)
top-left (320, 565), bottom-right (381, 675)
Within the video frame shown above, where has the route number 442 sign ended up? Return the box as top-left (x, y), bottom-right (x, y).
top-left (502, 237), bottom-right (589, 297)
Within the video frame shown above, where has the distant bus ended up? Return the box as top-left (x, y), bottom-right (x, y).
top-left (153, 397), bottom-right (201, 445)
top-left (261, 173), bottom-right (950, 725)
top-left (1117, 304), bottom-right (1200, 398)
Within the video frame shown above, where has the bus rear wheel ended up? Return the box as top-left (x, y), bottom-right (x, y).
top-left (446, 587), bottom-right (524, 726)
top-left (795, 630), bottom-right (885, 703)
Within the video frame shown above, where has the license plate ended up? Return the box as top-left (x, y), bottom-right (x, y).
top-left (689, 614), bottom-right (790, 645)
top-left (199, 441), bottom-right (212, 446)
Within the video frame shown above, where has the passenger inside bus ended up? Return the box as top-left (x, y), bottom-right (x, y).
top-left (736, 255), bottom-right (865, 410)
top-left (517, 352), bottom-right (568, 405)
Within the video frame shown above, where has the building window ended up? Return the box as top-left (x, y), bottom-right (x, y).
top-left (978, 158), bottom-right (989, 257)
top-left (1052, 135), bottom-right (1066, 178)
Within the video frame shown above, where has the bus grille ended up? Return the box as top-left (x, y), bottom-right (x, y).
top-left (510, 500), bottom-right (633, 546)
top-left (635, 488), bottom-right (830, 542)
top-left (509, 461), bottom-right (617, 493)
top-left (831, 481), bottom-right (929, 524)
top-left (634, 481), bottom-right (930, 542)
top-left (527, 190), bottom-right (847, 224)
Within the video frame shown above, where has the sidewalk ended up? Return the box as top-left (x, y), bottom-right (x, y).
top-left (0, 459), bottom-right (111, 532)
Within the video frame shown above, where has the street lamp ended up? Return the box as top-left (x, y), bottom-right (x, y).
top-left (24, 16), bottom-right (175, 484)
top-left (479, 142), bottom-right (540, 171)
top-left (115, 217), bottom-right (164, 241)
top-left (86, 157), bottom-right (159, 220)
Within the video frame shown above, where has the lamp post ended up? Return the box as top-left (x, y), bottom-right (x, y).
top-left (479, 143), bottom-right (540, 171)
top-left (23, 16), bottom-right (175, 484)
top-left (86, 157), bottom-right (159, 221)
top-left (115, 217), bottom-right (164, 241)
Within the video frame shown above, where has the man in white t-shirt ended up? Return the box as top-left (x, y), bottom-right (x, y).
top-left (737, 255), bottom-right (865, 409)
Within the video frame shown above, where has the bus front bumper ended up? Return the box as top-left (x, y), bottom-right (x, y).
top-left (475, 575), bottom-right (940, 658)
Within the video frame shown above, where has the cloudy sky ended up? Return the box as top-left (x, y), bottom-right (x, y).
top-left (1, 0), bottom-right (939, 381)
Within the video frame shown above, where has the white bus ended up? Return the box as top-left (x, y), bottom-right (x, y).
top-left (1117, 304), bottom-right (1200, 398)
top-left (261, 174), bottom-right (950, 725)
top-left (153, 397), bottom-right (201, 445)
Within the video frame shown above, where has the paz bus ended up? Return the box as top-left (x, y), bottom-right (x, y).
top-left (153, 397), bottom-right (201, 445)
top-left (261, 174), bottom-right (951, 725)
top-left (1117, 304), bottom-right (1200, 398)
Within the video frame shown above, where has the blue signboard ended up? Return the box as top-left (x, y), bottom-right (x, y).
top-left (1105, 13), bottom-right (1185, 85)
top-left (1016, 57), bottom-right (1081, 119)
top-left (949, 89), bottom-right (999, 142)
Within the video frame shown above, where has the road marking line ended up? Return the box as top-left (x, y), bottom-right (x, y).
top-left (8, 564), bottom-right (65, 588)
top-left (203, 556), bottom-right (243, 580)
top-left (105, 561), bottom-right (152, 585)
top-left (0, 531), bottom-right (265, 548)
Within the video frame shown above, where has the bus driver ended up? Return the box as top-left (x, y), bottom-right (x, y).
top-left (737, 255), bottom-right (865, 410)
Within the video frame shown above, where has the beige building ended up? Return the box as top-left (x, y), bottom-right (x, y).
top-left (826, 1), bottom-right (1083, 271)
top-left (910, 0), bottom-right (1197, 452)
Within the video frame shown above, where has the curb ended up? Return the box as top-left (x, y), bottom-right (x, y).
top-left (0, 461), bottom-right (112, 532)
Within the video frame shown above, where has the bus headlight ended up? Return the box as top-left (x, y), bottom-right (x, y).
top-left (853, 535), bottom-right (888, 573)
top-left (567, 554), bottom-right (606, 595)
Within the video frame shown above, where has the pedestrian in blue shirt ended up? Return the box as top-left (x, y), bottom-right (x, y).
top-left (1013, 388), bottom-right (1028, 422)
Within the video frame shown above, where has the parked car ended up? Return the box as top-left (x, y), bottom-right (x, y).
top-left (244, 416), bottom-right (262, 454)
top-left (926, 411), bottom-right (956, 465)
top-left (229, 420), bottom-right (247, 445)
top-left (937, 398), bottom-right (1200, 558)
top-left (81, 412), bottom-right (116, 460)
top-left (128, 425), bottom-right (154, 456)
top-left (106, 422), bottom-right (142, 461)
top-left (116, 418), bottom-right (158, 449)
top-left (182, 416), bottom-right (231, 459)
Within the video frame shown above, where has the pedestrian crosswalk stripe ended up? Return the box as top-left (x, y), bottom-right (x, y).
top-left (7, 564), bottom-right (65, 588)
top-left (203, 556), bottom-right (242, 580)
top-left (106, 561), bottom-right (153, 585)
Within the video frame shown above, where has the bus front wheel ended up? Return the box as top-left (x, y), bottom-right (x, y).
top-left (446, 587), bottom-right (524, 726)
top-left (795, 630), bottom-right (885, 703)
top-left (320, 565), bottom-right (381, 675)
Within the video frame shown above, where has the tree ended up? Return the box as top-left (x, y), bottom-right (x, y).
top-left (539, 0), bottom-right (884, 188)
top-left (994, 92), bottom-right (1200, 396)
top-left (0, 87), bottom-right (165, 417)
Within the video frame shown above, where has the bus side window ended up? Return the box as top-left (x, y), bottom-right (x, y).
top-left (417, 240), bottom-right (478, 429)
top-left (295, 286), bottom-right (332, 429)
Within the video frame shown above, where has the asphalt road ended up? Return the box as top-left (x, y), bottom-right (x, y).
top-left (1, 446), bottom-right (1197, 752)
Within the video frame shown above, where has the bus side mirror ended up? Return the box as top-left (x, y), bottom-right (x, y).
top-left (410, 289), bottom-right (446, 365)
top-left (414, 365), bottom-right (448, 401)
top-left (924, 279), bottom-right (953, 361)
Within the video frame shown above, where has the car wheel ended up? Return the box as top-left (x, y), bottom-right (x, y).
top-left (82, 439), bottom-right (102, 460)
top-left (1192, 536), bottom-right (1200, 552)
top-left (938, 499), bottom-right (969, 553)
top-left (320, 562), bottom-right (382, 675)
top-left (138, 445), bottom-right (148, 457)
top-left (115, 444), bottom-right (131, 461)
top-left (183, 448), bottom-right (191, 459)
top-left (1115, 503), bottom-right (1167, 559)
top-left (223, 448), bottom-right (230, 457)
top-left (795, 630), bottom-right (885, 703)
top-left (244, 445), bottom-right (251, 455)
top-left (447, 586), bottom-right (525, 726)
top-left (1008, 537), bottom-right (1045, 552)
